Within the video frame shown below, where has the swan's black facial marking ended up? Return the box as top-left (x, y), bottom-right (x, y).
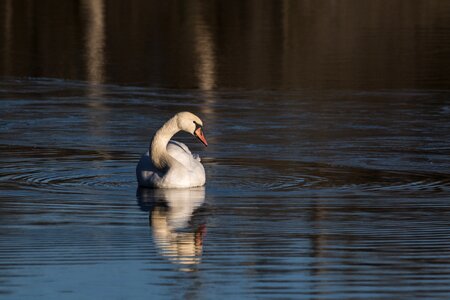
top-left (193, 121), bottom-right (202, 133)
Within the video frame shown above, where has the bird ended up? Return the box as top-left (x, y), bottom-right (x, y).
top-left (136, 112), bottom-right (208, 188)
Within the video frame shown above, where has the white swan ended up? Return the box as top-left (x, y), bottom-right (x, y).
top-left (136, 112), bottom-right (208, 188)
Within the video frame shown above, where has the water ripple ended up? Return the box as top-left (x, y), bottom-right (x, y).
top-left (206, 157), bottom-right (450, 195)
top-left (0, 144), bottom-right (135, 194)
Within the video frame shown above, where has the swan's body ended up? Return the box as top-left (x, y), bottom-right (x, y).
top-left (136, 112), bottom-right (207, 188)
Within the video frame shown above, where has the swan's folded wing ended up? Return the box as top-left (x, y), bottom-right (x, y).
top-left (167, 140), bottom-right (198, 168)
top-left (168, 140), bottom-right (191, 153)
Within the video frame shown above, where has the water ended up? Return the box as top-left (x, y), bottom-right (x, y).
top-left (1, 1), bottom-right (450, 299)
top-left (1, 79), bottom-right (449, 299)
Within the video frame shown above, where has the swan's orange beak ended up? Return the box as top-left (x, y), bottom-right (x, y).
top-left (194, 127), bottom-right (208, 147)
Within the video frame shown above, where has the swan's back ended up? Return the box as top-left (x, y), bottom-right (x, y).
top-left (136, 140), bottom-right (205, 188)
top-left (167, 140), bottom-right (201, 166)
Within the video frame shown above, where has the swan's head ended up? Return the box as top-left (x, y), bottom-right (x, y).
top-left (176, 112), bottom-right (208, 147)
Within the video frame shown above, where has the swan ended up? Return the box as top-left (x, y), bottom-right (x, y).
top-left (136, 112), bottom-right (208, 188)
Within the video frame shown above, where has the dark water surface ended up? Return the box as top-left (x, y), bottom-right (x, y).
top-left (1, 1), bottom-right (450, 299)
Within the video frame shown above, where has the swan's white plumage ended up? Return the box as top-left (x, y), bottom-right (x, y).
top-left (136, 112), bottom-right (206, 188)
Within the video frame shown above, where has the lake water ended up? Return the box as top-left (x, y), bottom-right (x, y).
top-left (1, 1), bottom-right (450, 299)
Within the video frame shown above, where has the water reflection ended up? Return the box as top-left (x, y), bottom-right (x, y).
top-left (137, 187), bottom-right (206, 269)
top-left (82, 0), bottom-right (105, 102)
top-left (191, 0), bottom-right (218, 120)
top-left (192, 1), bottom-right (216, 91)
top-left (2, 0), bottom-right (12, 75)
top-left (3, 1), bottom-right (450, 89)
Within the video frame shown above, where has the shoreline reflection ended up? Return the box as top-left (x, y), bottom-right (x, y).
top-left (137, 187), bottom-right (207, 269)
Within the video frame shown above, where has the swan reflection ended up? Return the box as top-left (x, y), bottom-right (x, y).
top-left (137, 187), bottom-right (206, 267)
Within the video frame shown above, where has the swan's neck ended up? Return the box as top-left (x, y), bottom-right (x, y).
top-left (150, 117), bottom-right (180, 169)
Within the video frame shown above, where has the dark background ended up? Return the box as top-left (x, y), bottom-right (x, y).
top-left (1, 0), bottom-right (450, 90)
